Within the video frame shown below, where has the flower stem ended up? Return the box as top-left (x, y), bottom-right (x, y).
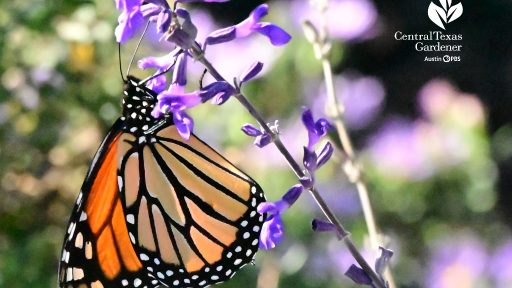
top-left (306, 1), bottom-right (396, 287)
top-left (190, 43), bottom-right (387, 288)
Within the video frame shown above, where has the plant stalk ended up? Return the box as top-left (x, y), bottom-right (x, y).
top-left (190, 43), bottom-right (387, 288)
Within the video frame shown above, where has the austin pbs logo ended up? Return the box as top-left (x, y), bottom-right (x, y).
top-left (428, 0), bottom-right (463, 30)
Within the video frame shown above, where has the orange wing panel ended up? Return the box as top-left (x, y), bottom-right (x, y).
top-left (84, 133), bottom-right (143, 280)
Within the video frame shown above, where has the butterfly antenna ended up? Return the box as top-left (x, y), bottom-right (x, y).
top-left (118, 43), bottom-right (126, 81)
top-left (126, 21), bottom-right (151, 77)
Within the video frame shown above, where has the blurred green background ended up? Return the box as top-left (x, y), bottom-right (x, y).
top-left (1, 0), bottom-right (512, 287)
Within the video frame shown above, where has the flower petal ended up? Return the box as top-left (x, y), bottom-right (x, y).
top-left (253, 23), bottom-right (292, 46)
top-left (173, 111), bottom-right (194, 140)
top-left (259, 214), bottom-right (284, 250)
top-left (140, 3), bottom-right (162, 18)
top-left (156, 9), bottom-right (172, 33)
top-left (115, 8), bottom-right (145, 43)
top-left (235, 4), bottom-right (269, 38)
top-left (146, 74), bottom-right (167, 93)
top-left (257, 202), bottom-right (278, 214)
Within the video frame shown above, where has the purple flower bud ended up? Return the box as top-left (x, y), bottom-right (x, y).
top-left (241, 124), bottom-right (262, 137)
top-left (240, 61), bottom-right (264, 83)
top-left (254, 133), bottom-right (272, 148)
top-left (205, 27), bottom-right (237, 46)
top-left (303, 147), bottom-right (318, 173)
top-left (311, 219), bottom-right (337, 233)
top-left (282, 184), bottom-right (303, 206)
top-left (115, 0), bottom-right (145, 43)
top-left (173, 53), bottom-right (188, 86)
top-left (259, 214), bottom-right (284, 250)
top-left (316, 141), bottom-right (334, 168)
top-left (173, 111), bottom-right (194, 140)
top-left (345, 265), bottom-right (372, 285)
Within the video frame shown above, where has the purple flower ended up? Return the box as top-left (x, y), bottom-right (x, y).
top-left (241, 124), bottom-right (273, 148)
top-left (152, 80), bottom-right (235, 139)
top-left (115, 0), bottom-right (145, 43)
top-left (489, 241), bottom-right (512, 287)
top-left (259, 214), bottom-right (284, 250)
top-left (141, 0), bottom-right (172, 33)
top-left (426, 234), bottom-right (488, 288)
top-left (205, 4), bottom-right (291, 46)
top-left (291, 0), bottom-right (378, 42)
top-left (138, 48), bottom-right (181, 93)
top-left (173, 110), bottom-right (194, 140)
top-left (258, 185), bottom-right (303, 250)
top-left (302, 108), bottom-right (332, 150)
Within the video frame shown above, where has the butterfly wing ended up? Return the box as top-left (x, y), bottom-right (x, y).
top-left (58, 120), bottom-right (159, 288)
top-left (119, 122), bottom-right (266, 287)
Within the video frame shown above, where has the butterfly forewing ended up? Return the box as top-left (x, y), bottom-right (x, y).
top-left (58, 122), bottom-right (160, 288)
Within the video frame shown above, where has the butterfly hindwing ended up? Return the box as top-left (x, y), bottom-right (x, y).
top-left (118, 123), bottom-right (266, 287)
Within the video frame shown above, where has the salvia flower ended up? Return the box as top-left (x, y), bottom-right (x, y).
top-left (115, 0), bottom-right (145, 43)
top-left (138, 48), bottom-right (181, 93)
top-left (302, 108), bottom-right (332, 150)
top-left (205, 4), bottom-right (291, 47)
top-left (241, 124), bottom-right (272, 148)
top-left (258, 185), bottom-right (303, 250)
top-left (152, 81), bottom-right (235, 139)
top-left (141, 0), bottom-right (172, 33)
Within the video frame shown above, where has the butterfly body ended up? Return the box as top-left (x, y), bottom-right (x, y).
top-left (59, 77), bottom-right (266, 288)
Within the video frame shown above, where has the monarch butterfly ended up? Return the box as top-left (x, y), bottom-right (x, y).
top-left (58, 75), bottom-right (266, 288)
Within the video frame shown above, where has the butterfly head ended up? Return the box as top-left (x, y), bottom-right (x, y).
top-left (122, 76), bottom-right (159, 132)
